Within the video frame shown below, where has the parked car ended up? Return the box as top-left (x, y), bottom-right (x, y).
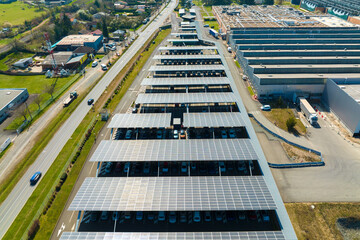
top-left (136, 211), bottom-right (143, 221)
top-left (219, 162), bottom-right (226, 172)
top-left (105, 162), bottom-right (113, 174)
top-left (30, 172), bottom-right (42, 185)
top-left (112, 211), bottom-right (120, 221)
top-left (143, 162), bottom-right (150, 174)
top-left (260, 105), bottom-right (271, 111)
top-left (162, 162), bottom-right (169, 173)
top-left (169, 211), bottom-right (177, 223)
top-left (193, 211), bottom-right (201, 222)
top-left (180, 129), bottom-right (186, 139)
top-left (156, 130), bottom-right (163, 139)
top-left (124, 211), bottom-right (131, 220)
top-left (87, 98), bottom-right (94, 105)
top-left (100, 211), bottom-right (109, 221)
top-left (173, 130), bottom-right (179, 139)
top-left (90, 212), bottom-right (98, 222)
top-left (215, 211), bottom-right (223, 221)
top-left (147, 212), bottom-right (155, 221)
top-left (92, 61), bottom-right (98, 67)
top-left (180, 212), bottom-right (187, 223)
top-left (125, 130), bottom-right (132, 139)
top-left (115, 162), bottom-right (122, 173)
top-left (158, 211), bottom-right (166, 221)
top-left (204, 211), bottom-right (212, 222)
top-left (124, 162), bottom-right (130, 173)
top-left (101, 64), bottom-right (107, 71)
top-left (132, 108), bottom-right (137, 114)
top-left (221, 130), bottom-right (227, 139)
top-left (229, 129), bottom-right (236, 138)
top-left (181, 162), bottom-right (188, 173)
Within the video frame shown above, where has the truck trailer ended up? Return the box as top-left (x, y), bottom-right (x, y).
top-left (63, 91), bottom-right (78, 107)
top-left (299, 97), bottom-right (318, 125)
top-left (209, 29), bottom-right (218, 38)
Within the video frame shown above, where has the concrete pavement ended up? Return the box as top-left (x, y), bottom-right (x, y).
top-left (0, 0), bottom-right (177, 238)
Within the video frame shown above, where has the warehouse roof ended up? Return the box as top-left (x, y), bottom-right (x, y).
top-left (338, 84), bottom-right (360, 104)
top-left (89, 139), bottom-right (258, 162)
top-left (135, 92), bottom-right (236, 104)
top-left (60, 231), bottom-right (286, 240)
top-left (256, 73), bottom-right (360, 79)
top-left (0, 89), bottom-right (27, 112)
top-left (69, 176), bottom-right (276, 211)
top-left (57, 35), bottom-right (101, 46)
top-left (107, 113), bottom-right (171, 128)
top-left (141, 77), bottom-right (229, 86)
top-left (183, 112), bottom-right (245, 127)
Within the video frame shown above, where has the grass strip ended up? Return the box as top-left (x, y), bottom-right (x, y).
top-left (3, 26), bottom-right (171, 240)
top-left (0, 142), bottom-right (12, 159)
top-left (247, 86), bottom-right (254, 96)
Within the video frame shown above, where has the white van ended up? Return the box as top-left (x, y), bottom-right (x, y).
top-left (101, 64), bottom-right (107, 71)
top-left (92, 61), bottom-right (98, 67)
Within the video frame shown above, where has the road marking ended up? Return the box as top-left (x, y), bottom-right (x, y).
top-left (71, 224), bottom-right (75, 231)
top-left (89, 162), bottom-right (96, 175)
top-left (57, 222), bottom-right (65, 237)
top-left (69, 211), bottom-right (75, 223)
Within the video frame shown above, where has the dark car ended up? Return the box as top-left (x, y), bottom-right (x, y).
top-left (87, 98), bottom-right (94, 105)
top-left (30, 172), bottom-right (42, 185)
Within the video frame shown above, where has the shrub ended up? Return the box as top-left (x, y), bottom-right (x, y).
top-left (60, 172), bottom-right (67, 182)
top-left (286, 117), bottom-right (297, 131)
top-left (28, 219), bottom-right (40, 239)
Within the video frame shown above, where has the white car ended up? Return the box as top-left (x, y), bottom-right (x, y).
top-left (92, 61), bottom-right (98, 67)
top-left (261, 105), bottom-right (271, 111)
top-left (173, 130), bottom-right (179, 139)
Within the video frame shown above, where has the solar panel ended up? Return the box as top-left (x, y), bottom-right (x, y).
top-left (60, 231), bottom-right (286, 240)
top-left (158, 46), bottom-right (217, 50)
top-left (152, 55), bottom-right (221, 60)
top-left (149, 65), bottom-right (225, 71)
top-left (68, 176), bottom-right (276, 211)
top-left (107, 114), bottom-right (171, 128)
top-left (89, 139), bottom-right (258, 162)
top-left (141, 77), bottom-right (229, 86)
top-left (135, 93), bottom-right (236, 104)
top-left (183, 112), bottom-right (245, 127)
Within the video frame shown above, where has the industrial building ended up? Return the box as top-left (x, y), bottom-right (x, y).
top-left (56, 34), bottom-right (103, 51)
top-left (0, 88), bottom-right (29, 123)
top-left (60, 16), bottom-right (296, 240)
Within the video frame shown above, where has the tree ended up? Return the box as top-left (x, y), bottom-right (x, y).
top-left (244, 0), bottom-right (255, 4)
top-left (94, 0), bottom-right (100, 8)
top-left (102, 18), bottom-right (109, 38)
top-left (264, 0), bottom-right (274, 5)
top-left (33, 94), bottom-right (42, 110)
top-left (286, 117), bottom-right (297, 131)
top-left (44, 84), bottom-right (56, 99)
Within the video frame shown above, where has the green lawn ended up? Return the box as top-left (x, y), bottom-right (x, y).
top-left (0, 74), bottom-right (79, 129)
top-left (204, 20), bottom-right (219, 31)
top-left (0, 52), bottom-right (33, 71)
top-left (0, 2), bottom-right (47, 26)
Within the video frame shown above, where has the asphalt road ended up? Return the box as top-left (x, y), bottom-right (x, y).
top-left (0, 0), bottom-right (177, 238)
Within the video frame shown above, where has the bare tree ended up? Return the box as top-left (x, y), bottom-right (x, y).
top-left (33, 94), bottom-right (42, 110)
top-left (16, 104), bottom-right (29, 122)
top-left (44, 84), bottom-right (56, 99)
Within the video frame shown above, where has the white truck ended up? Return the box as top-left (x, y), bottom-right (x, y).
top-left (299, 97), bottom-right (318, 125)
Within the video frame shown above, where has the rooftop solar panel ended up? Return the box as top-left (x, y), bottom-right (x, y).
top-left (69, 176), bottom-right (276, 211)
top-left (141, 77), bottom-right (230, 86)
top-left (149, 65), bottom-right (225, 71)
top-left (107, 113), bottom-right (171, 128)
top-left (135, 93), bottom-right (236, 104)
top-left (183, 112), bottom-right (245, 127)
top-left (60, 231), bottom-right (286, 240)
top-left (89, 139), bottom-right (258, 162)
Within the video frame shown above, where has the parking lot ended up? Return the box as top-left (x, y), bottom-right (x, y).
top-left (98, 160), bottom-right (261, 177)
top-left (78, 210), bottom-right (280, 232)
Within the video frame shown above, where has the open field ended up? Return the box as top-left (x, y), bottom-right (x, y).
top-left (286, 203), bottom-right (360, 240)
top-left (0, 74), bottom-right (79, 129)
top-left (0, 2), bottom-right (47, 26)
top-left (262, 107), bottom-right (306, 135)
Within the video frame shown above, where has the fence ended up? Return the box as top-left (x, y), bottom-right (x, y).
top-left (248, 113), bottom-right (325, 168)
top-left (20, 116), bottom-right (97, 239)
top-left (16, 74), bottom-right (81, 134)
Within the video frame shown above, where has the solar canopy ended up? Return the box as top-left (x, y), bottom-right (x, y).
top-left (149, 65), bottom-right (225, 72)
top-left (135, 93), bottom-right (236, 104)
top-left (107, 113), bottom-right (171, 129)
top-left (60, 231), bottom-right (286, 240)
top-left (183, 112), bottom-right (245, 128)
top-left (89, 139), bottom-right (258, 162)
top-left (153, 55), bottom-right (221, 60)
top-left (68, 176), bottom-right (276, 211)
top-left (141, 77), bottom-right (229, 86)
top-left (158, 46), bottom-right (217, 51)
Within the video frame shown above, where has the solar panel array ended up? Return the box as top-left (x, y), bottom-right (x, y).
top-left (69, 176), bottom-right (276, 211)
top-left (141, 77), bottom-right (229, 86)
top-left (60, 231), bottom-right (286, 240)
top-left (135, 93), bottom-right (236, 104)
top-left (107, 113), bottom-right (171, 128)
top-left (89, 139), bottom-right (258, 162)
top-left (183, 112), bottom-right (245, 127)
top-left (149, 65), bottom-right (225, 71)
top-left (153, 55), bottom-right (221, 60)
